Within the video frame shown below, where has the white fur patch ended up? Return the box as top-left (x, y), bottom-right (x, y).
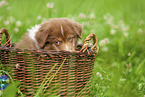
top-left (27, 25), bottom-right (40, 49)
top-left (65, 44), bottom-right (69, 50)
top-left (61, 25), bottom-right (64, 38)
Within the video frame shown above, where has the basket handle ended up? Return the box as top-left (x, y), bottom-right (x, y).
top-left (80, 33), bottom-right (99, 54)
top-left (0, 28), bottom-right (12, 47)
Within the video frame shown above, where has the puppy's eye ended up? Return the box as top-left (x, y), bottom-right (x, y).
top-left (68, 37), bottom-right (73, 41)
top-left (46, 41), bottom-right (50, 44)
top-left (55, 41), bottom-right (60, 45)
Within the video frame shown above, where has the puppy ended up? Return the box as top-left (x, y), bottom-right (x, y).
top-left (15, 18), bottom-right (83, 51)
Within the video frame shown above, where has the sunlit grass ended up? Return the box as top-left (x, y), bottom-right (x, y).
top-left (0, 0), bottom-right (145, 96)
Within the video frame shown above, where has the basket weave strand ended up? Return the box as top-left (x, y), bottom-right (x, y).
top-left (0, 28), bottom-right (12, 47)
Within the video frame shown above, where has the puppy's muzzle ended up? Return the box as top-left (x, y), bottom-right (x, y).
top-left (61, 43), bottom-right (75, 52)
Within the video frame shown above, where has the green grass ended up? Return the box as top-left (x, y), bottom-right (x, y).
top-left (0, 0), bottom-right (145, 96)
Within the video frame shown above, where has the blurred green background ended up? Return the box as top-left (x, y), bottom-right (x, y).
top-left (0, 0), bottom-right (145, 96)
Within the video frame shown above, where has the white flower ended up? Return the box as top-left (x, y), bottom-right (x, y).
top-left (127, 53), bottom-right (131, 56)
top-left (16, 20), bottom-right (22, 27)
top-left (124, 33), bottom-right (128, 37)
top-left (0, 0), bottom-right (8, 7)
top-left (79, 13), bottom-right (87, 18)
top-left (138, 28), bottom-right (143, 34)
top-left (102, 47), bottom-right (108, 52)
top-left (16, 63), bottom-right (19, 69)
top-left (138, 83), bottom-right (142, 90)
top-left (103, 13), bottom-right (114, 25)
top-left (89, 12), bottom-right (96, 19)
top-left (46, 3), bottom-right (54, 8)
top-left (99, 74), bottom-right (102, 77)
top-left (118, 20), bottom-right (130, 32)
top-left (110, 28), bottom-right (116, 35)
top-left (9, 16), bottom-right (15, 23)
top-left (107, 17), bottom-right (114, 25)
top-left (96, 72), bottom-right (100, 75)
top-left (4, 20), bottom-right (9, 26)
top-left (14, 28), bottom-right (19, 33)
top-left (82, 21), bottom-right (89, 27)
top-left (126, 64), bottom-right (130, 68)
top-left (99, 38), bottom-right (109, 46)
top-left (37, 16), bottom-right (42, 21)
top-left (121, 25), bottom-right (129, 32)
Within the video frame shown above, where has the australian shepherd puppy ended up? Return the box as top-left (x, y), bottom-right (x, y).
top-left (15, 18), bottom-right (83, 52)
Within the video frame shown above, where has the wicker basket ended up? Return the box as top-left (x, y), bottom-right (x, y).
top-left (0, 28), bottom-right (99, 97)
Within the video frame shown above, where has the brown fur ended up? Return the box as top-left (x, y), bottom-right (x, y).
top-left (15, 18), bottom-right (83, 51)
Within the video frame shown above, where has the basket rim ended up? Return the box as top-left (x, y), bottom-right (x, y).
top-left (0, 44), bottom-right (97, 55)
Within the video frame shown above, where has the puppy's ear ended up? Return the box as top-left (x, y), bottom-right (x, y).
top-left (35, 31), bottom-right (49, 49)
top-left (73, 23), bottom-right (83, 39)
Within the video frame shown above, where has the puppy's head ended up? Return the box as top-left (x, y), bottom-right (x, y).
top-left (35, 18), bottom-right (83, 51)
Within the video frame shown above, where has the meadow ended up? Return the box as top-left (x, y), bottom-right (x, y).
top-left (0, 0), bottom-right (145, 96)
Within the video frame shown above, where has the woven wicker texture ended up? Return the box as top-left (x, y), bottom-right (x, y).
top-left (0, 28), bottom-right (98, 97)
